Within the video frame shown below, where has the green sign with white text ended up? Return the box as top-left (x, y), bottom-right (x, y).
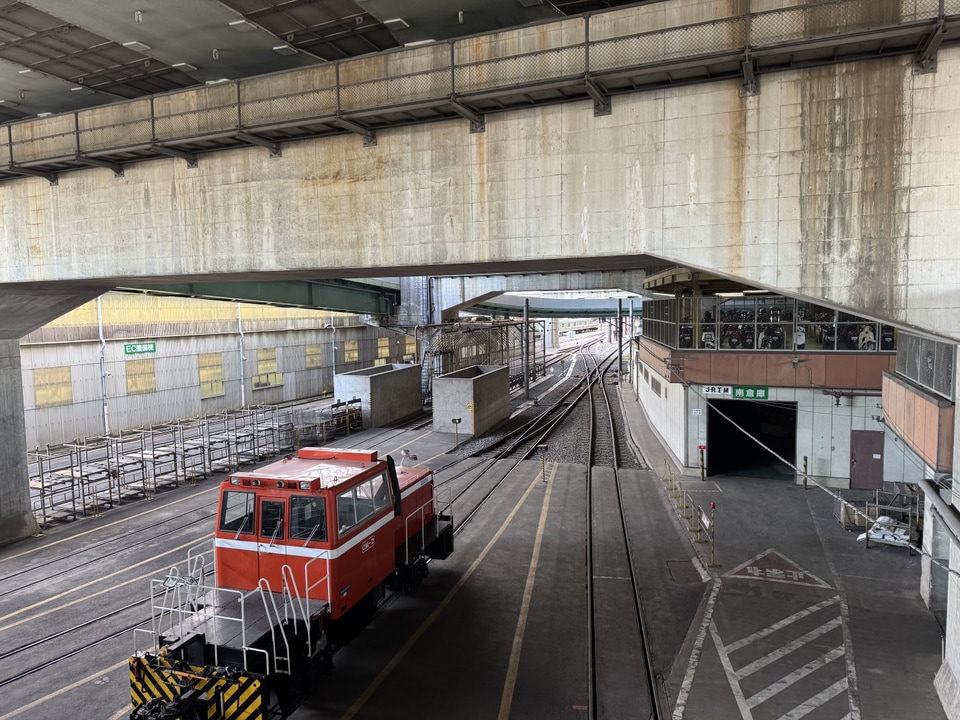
top-left (732, 385), bottom-right (769, 400)
top-left (124, 342), bottom-right (156, 355)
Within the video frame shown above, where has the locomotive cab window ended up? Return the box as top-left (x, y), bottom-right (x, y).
top-left (260, 500), bottom-right (285, 541)
top-left (290, 495), bottom-right (327, 543)
top-left (337, 473), bottom-right (392, 537)
top-left (220, 491), bottom-right (255, 535)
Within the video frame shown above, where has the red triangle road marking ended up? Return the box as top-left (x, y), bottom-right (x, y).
top-left (724, 548), bottom-right (832, 588)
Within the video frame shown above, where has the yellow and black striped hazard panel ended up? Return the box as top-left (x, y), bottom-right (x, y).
top-left (129, 654), bottom-right (267, 720)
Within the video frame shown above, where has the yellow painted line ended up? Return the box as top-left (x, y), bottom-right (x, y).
top-left (105, 706), bottom-right (132, 720)
top-left (384, 429), bottom-right (434, 460)
top-left (0, 658), bottom-right (128, 720)
top-left (421, 449), bottom-right (454, 467)
top-left (0, 535), bottom-right (212, 631)
top-left (498, 462), bottom-right (557, 720)
top-left (1, 487), bottom-right (219, 564)
top-left (341, 460), bottom-right (557, 720)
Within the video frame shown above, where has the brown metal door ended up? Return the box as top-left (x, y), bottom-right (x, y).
top-left (850, 430), bottom-right (884, 489)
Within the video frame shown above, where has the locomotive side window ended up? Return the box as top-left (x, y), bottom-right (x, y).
top-left (260, 500), bottom-right (285, 542)
top-left (337, 491), bottom-right (358, 536)
top-left (290, 496), bottom-right (327, 543)
top-left (371, 473), bottom-right (391, 510)
top-left (337, 473), bottom-right (392, 537)
top-left (220, 491), bottom-right (255, 536)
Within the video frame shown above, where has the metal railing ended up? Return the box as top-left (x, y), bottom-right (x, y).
top-left (0, 0), bottom-right (954, 177)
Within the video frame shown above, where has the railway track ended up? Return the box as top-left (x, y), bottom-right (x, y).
top-left (585, 350), bottom-right (664, 720)
top-left (1, 343), bottom-right (664, 720)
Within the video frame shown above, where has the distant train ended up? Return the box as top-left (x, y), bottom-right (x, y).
top-left (129, 448), bottom-right (454, 720)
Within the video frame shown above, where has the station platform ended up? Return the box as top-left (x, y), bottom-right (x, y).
top-left (615, 379), bottom-right (947, 719)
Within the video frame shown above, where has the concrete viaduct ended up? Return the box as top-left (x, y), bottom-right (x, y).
top-left (2, 7), bottom-right (960, 694)
top-left (0, 0), bottom-right (956, 533)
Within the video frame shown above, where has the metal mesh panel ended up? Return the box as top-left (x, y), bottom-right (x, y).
top-left (896, 332), bottom-right (917, 377)
top-left (752, 0), bottom-right (939, 45)
top-left (240, 68), bottom-right (338, 127)
top-left (918, 336), bottom-right (937, 388)
top-left (934, 339), bottom-right (955, 398)
top-left (10, 115), bottom-right (76, 163)
top-left (590, 18), bottom-right (745, 72)
top-left (153, 84), bottom-right (239, 142)
top-left (454, 46), bottom-right (584, 93)
top-left (947, 0), bottom-right (960, 14)
top-left (340, 69), bottom-right (451, 112)
top-left (241, 89), bottom-right (337, 127)
top-left (896, 331), bottom-right (954, 400)
top-left (80, 119), bottom-right (153, 152)
top-left (78, 99), bottom-right (153, 152)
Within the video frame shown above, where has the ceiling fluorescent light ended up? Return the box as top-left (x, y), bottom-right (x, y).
top-left (229, 19), bottom-right (256, 32)
top-left (173, 62), bottom-right (198, 72)
top-left (383, 18), bottom-right (409, 30)
top-left (0, 100), bottom-right (19, 107)
top-left (123, 40), bottom-right (151, 52)
top-left (71, 86), bottom-right (94, 95)
top-left (272, 44), bottom-right (298, 56)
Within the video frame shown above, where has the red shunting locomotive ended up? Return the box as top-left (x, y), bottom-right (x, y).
top-left (129, 448), bottom-right (454, 720)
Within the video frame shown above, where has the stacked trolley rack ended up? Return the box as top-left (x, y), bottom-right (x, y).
top-left (130, 447), bottom-right (454, 720)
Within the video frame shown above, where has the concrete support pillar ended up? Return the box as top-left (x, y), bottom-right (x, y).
top-left (546, 318), bottom-right (558, 349)
top-left (0, 338), bottom-right (37, 544)
top-left (922, 493), bottom-right (950, 612)
top-left (397, 277), bottom-right (434, 326)
top-left (934, 352), bottom-right (960, 717)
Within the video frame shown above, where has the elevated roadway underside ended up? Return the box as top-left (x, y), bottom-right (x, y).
top-left (0, 1), bottom-right (957, 335)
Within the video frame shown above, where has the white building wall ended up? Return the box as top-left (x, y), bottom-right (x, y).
top-left (635, 357), bottom-right (686, 468)
top-left (660, 386), bottom-right (923, 488)
top-left (21, 326), bottom-right (375, 447)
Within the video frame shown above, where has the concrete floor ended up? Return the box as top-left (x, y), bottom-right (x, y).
top-left (0, 384), bottom-right (946, 720)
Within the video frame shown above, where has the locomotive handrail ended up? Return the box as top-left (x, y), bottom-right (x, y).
top-left (257, 578), bottom-right (293, 675)
top-left (400, 483), bottom-right (455, 564)
top-left (280, 564), bottom-right (310, 632)
top-left (304, 553), bottom-right (331, 657)
top-left (185, 538), bottom-right (214, 587)
top-left (402, 496), bottom-right (436, 565)
top-left (153, 568), bottom-right (190, 641)
top-left (132, 627), bottom-right (156, 658)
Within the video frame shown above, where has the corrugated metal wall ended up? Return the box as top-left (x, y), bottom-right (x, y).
top-left (20, 294), bottom-right (425, 448)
